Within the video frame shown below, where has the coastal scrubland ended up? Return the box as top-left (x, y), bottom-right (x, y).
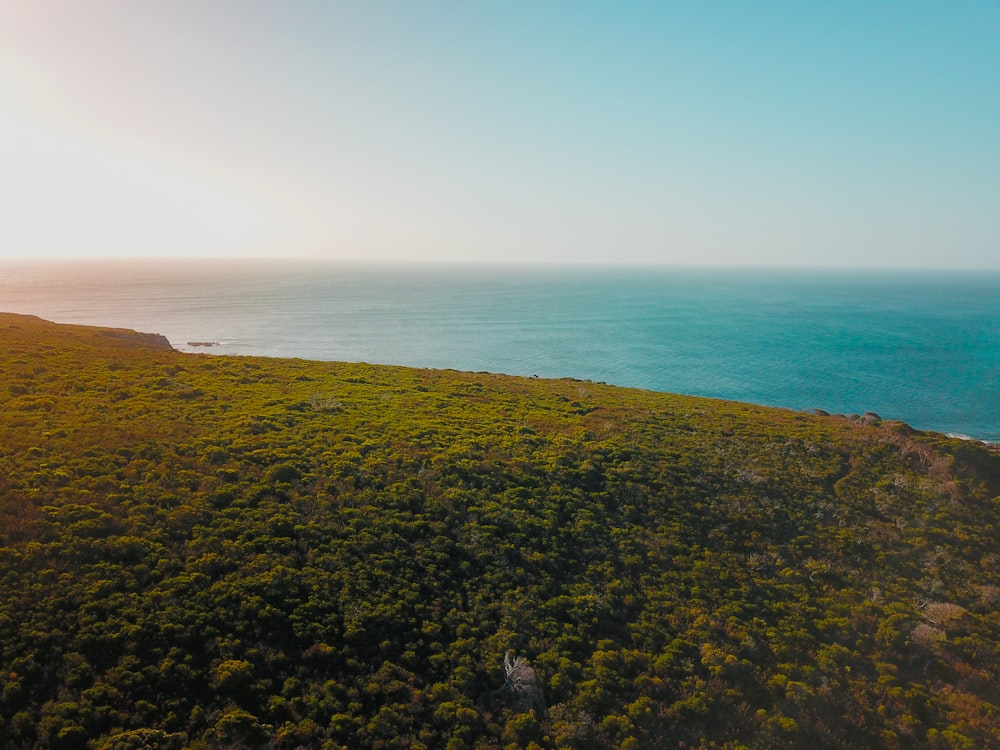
top-left (1, 312), bottom-right (999, 750)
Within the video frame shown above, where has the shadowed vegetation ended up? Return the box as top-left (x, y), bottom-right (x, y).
top-left (1, 313), bottom-right (999, 749)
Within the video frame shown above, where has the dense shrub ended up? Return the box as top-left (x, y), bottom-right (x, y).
top-left (1, 313), bottom-right (999, 749)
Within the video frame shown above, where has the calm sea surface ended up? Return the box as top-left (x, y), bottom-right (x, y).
top-left (2, 260), bottom-right (998, 441)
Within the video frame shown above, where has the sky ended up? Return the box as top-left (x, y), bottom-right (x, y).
top-left (0, 1), bottom-right (998, 268)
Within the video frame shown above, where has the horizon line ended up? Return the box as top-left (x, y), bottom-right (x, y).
top-left (2, 255), bottom-right (999, 274)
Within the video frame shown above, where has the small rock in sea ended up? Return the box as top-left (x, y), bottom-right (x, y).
top-left (187, 341), bottom-right (219, 348)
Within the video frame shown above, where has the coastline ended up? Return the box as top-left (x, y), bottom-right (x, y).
top-left (2, 261), bottom-right (998, 443)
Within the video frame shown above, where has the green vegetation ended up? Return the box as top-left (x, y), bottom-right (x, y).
top-left (1, 312), bottom-right (999, 749)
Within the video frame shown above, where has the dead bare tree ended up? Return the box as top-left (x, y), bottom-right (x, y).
top-left (503, 651), bottom-right (534, 693)
top-left (494, 650), bottom-right (545, 713)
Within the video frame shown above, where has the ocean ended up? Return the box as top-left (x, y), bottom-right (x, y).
top-left (2, 260), bottom-right (998, 442)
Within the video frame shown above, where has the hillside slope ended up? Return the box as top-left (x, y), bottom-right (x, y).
top-left (1, 313), bottom-right (999, 749)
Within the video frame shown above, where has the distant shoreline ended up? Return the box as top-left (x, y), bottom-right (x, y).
top-left (2, 262), bottom-right (998, 442)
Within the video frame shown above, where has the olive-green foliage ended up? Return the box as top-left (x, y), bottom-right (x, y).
top-left (1, 313), bottom-right (999, 749)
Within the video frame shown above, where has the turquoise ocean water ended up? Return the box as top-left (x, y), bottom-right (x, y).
top-left (2, 260), bottom-right (998, 441)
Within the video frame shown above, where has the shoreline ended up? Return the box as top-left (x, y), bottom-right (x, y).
top-left (170, 339), bottom-right (1000, 446)
top-left (3, 267), bottom-right (998, 443)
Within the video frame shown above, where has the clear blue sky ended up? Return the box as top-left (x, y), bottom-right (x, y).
top-left (1, 1), bottom-right (997, 267)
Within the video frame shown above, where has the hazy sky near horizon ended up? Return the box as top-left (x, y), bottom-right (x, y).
top-left (1, 1), bottom-right (998, 268)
